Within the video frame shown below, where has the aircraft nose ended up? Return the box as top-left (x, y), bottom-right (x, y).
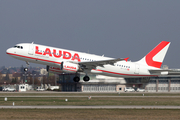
top-left (6, 48), bottom-right (10, 54)
top-left (6, 48), bottom-right (13, 54)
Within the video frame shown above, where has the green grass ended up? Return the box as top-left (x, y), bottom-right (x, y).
top-left (0, 92), bottom-right (180, 119)
top-left (0, 97), bottom-right (180, 106)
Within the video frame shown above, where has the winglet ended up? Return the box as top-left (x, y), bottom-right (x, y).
top-left (124, 57), bottom-right (129, 62)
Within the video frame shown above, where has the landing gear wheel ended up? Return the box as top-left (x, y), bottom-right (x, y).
top-left (83, 76), bottom-right (90, 82)
top-left (24, 68), bottom-right (28, 72)
top-left (73, 76), bottom-right (80, 82)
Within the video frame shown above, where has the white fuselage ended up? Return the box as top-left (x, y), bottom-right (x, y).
top-left (6, 43), bottom-right (159, 78)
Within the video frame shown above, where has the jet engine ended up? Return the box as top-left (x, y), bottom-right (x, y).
top-left (60, 62), bottom-right (80, 73)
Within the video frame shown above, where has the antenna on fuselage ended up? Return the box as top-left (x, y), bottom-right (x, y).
top-left (31, 42), bottom-right (34, 44)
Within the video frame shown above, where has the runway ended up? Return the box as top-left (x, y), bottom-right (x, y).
top-left (1, 105), bottom-right (180, 109)
top-left (1, 96), bottom-right (180, 98)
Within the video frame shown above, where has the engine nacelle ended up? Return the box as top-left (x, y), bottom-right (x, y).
top-left (60, 62), bottom-right (79, 73)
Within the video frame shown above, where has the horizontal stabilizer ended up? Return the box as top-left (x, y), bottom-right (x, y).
top-left (149, 69), bottom-right (180, 75)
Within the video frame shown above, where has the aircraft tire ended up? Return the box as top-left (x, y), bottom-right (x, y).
top-left (83, 76), bottom-right (90, 82)
top-left (73, 76), bottom-right (80, 82)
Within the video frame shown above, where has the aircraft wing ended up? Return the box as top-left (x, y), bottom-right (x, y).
top-left (149, 69), bottom-right (180, 75)
top-left (77, 57), bottom-right (129, 70)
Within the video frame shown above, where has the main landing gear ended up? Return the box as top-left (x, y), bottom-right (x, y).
top-left (73, 75), bottom-right (90, 82)
top-left (83, 76), bottom-right (90, 82)
top-left (73, 76), bottom-right (80, 82)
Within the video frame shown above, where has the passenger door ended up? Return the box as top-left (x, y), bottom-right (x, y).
top-left (28, 44), bottom-right (34, 55)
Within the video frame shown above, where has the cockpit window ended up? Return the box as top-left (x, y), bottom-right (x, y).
top-left (14, 46), bottom-right (23, 49)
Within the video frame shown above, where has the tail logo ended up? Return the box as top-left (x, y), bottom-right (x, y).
top-left (145, 41), bottom-right (170, 68)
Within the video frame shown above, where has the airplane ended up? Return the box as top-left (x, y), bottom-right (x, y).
top-left (6, 41), bottom-right (171, 82)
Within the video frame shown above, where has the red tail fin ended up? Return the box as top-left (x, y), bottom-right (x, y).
top-left (137, 41), bottom-right (170, 68)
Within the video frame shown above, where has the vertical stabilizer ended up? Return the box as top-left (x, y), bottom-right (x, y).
top-left (137, 41), bottom-right (170, 68)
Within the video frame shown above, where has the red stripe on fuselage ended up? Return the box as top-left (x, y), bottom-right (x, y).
top-left (95, 69), bottom-right (157, 77)
top-left (6, 52), bottom-right (61, 65)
